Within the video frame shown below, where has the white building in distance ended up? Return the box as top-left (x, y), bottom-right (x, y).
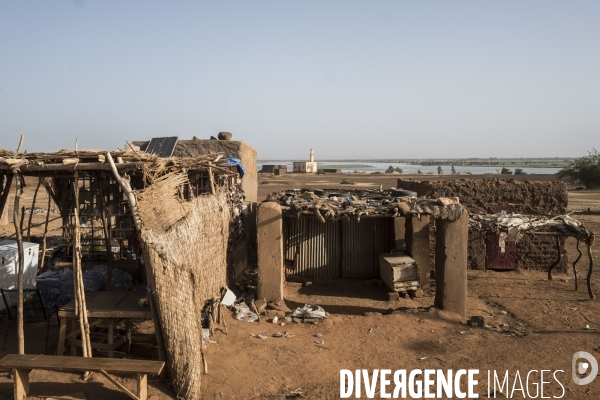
top-left (293, 149), bottom-right (318, 173)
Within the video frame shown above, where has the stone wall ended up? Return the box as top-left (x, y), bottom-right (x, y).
top-left (397, 178), bottom-right (569, 272)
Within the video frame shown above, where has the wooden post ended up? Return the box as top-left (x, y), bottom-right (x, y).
top-left (573, 240), bottom-right (583, 291)
top-left (73, 174), bottom-right (92, 357)
top-left (40, 193), bottom-right (52, 273)
top-left (12, 368), bottom-right (29, 400)
top-left (26, 178), bottom-right (42, 242)
top-left (98, 177), bottom-right (114, 291)
top-left (106, 152), bottom-right (141, 231)
top-left (13, 172), bottom-right (25, 354)
top-left (12, 135), bottom-right (25, 354)
top-left (587, 239), bottom-right (595, 300)
top-left (0, 174), bottom-right (13, 224)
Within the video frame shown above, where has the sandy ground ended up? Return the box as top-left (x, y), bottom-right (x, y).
top-left (0, 174), bottom-right (598, 399)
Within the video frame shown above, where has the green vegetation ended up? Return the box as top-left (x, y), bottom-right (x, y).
top-left (451, 165), bottom-right (457, 175)
top-left (385, 166), bottom-right (403, 173)
top-left (500, 167), bottom-right (512, 174)
top-left (340, 178), bottom-right (356, 185)
top-left (514, 168), bottom-right (526, 175)
top-left (557, 150), bottom-right (600, 188)
top-left (417, 170), bottom-right (423, 174)
top-left (437, 166), bottom-right (443, 174)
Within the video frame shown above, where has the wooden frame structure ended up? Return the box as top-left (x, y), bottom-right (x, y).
top-left (0, 143), bottom-right (243, 397)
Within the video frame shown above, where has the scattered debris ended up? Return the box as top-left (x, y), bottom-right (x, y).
top-left (235, 303), bottom-right (259, 323)
top-left (221, 288), bottom-right (236, 306)
top-left (315, 340), bottom-right (324, 345)
top-left (289, 304), bottom-right (326, 320)
top-left (468, 316), bottom-right (485, 328)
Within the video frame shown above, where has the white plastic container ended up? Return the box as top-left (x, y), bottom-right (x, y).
top-left (0, 240), bottom-right (39, 310)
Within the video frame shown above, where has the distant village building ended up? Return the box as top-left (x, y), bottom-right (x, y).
top-left (293, 149), bottom-right (318, 173)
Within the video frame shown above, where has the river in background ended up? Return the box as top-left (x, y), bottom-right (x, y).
top-left (257, 161), bottom-right (561, 175)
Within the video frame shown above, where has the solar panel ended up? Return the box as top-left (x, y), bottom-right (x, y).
top-left (144, 136), bottom-right (179, 158)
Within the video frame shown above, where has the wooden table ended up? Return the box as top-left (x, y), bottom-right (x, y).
top-left (57, 291), bottom-right (153, 357)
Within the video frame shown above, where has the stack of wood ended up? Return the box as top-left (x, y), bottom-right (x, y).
top-left (265, 189), bottom-right (465, 222)
top-left (469, 213), bottom-right (595, 241)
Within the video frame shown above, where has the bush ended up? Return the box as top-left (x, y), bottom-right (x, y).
top-left (417, 170), bottom-right (423, 174)
top-left (500, 167), bottom-right (512, 174)
top-left (437, 166), bottom-right (443, 174)
top-left (514, 168), bottom-right (526, 175)
top-left (451, 165), bottom-right (457, 175)
top-left (394, 167), bottom-right (403, 174)
top-left (385, 166), bottom-right (395, 173)
top-left (557, 149), bottom-right (600, 188)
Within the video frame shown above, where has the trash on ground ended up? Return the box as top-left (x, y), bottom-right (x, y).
top-left (272, 332), bottom-right (293, 338)
top-left (251, 334), bottom-right (268, 339)
top-left (235, 303), bottom-right (259, 323)
top-left (315, 333), bottom-right (323, 338)
top-left (202, 328), bottom-right (210, 340)
top-left (468, 316), bottom-right (485, 328)
top-left (315, 339), bottom-right (324, 345)
top-left (221, 288), bottom-right (236, 306)
top-left (584, 324), bottom-right (597, 331)
top-left (289, 304), bottom-right (326, 320)
top-left (272, 316), bottom-right (279, 324)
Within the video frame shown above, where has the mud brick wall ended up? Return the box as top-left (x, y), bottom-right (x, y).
top-left (398, 178), bottom-right (569, 272)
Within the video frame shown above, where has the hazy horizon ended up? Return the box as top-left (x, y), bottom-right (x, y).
top-left (1, 1), bottom-right (599, 159)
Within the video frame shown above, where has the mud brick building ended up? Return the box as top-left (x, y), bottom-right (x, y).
top-left (397, 178), bottom-right (569, 272)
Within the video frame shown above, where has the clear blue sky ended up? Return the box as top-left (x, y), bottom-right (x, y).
top-left (1, 1), bottom-right (598, 159)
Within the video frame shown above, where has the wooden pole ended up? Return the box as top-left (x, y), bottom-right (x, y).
top-left (572, 240), bottom-right (583, 291)
top-left (26, 178), bottom-right (42, 242)
top-left (107, 152), bottom-right (167, 368)
top-left (12, 171), bottom-right (25, 354)
top-left (547, 236), bottom-right (562, 281)
top-left (0, 174), bottom-right (14, 223)
top-left (73, 173), bottom-right (92, 357)
top-left (106, 152), bottom-right (141, 231)
top-left (13, 135), bottom-right (25, 355)
top-left (98, 178), bottom-right (113, 291)
top-left (208, 167), bottom-right (216, 195)
top-left (586, 239), bottom-right (595, 300)
top-left (40, 192), bottom-right (52, 273)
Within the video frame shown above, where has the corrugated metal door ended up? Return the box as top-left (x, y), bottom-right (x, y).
top-left (486, 206), bottom-right (519, 270)
top-left (341, 218), bottom-right (394, 278)
top-left (285, 217), bottom-right (341, 277)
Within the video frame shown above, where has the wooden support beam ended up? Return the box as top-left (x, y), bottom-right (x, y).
top-left (587, 239), bottom-right (595, 300)
top-left (26, 178), bottom-right (42, 242)
top-left (0, 162), bottom-right (144, 172)
top-left (12, 368), bottom-right (29, 400)
top-left (99, 369), bottom-right (141, 400)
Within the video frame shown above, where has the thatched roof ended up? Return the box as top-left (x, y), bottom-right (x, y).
top-left (0, 148), bottom-right (237, 176)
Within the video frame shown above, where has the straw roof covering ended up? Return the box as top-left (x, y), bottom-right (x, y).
top-left (138, 174), bottom-right (230, 398)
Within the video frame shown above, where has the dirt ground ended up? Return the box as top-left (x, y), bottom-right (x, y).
top-left (0, 174), bottom-right (599, 399)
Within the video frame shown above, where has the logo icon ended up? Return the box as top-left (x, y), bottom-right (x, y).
top-left (572, 351), bottom-right (598, 385)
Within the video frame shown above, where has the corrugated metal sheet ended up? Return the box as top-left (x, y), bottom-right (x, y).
top-left (284, 216), bottom-right (394, 279)
top-left (341, 219), bottom-right (394, 278)
top-left (284, 217), bottom-right (341, 278)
